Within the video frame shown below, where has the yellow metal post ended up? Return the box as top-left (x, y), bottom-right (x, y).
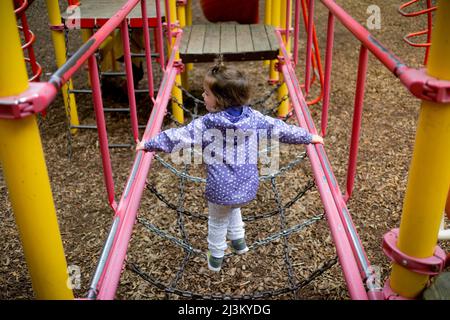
top-left (277, 0), bottom-right (291, 117)
top-left (177, 0), bottom-right (189, 91)
top-left (389, 0), bottom-right (450, 298)
top-left (0, 0), bottom-right (73, 300)
top-left (269, 0), bottom-right (280, 84)
top-left (264, 0), bottom-right (272, 66)
top-left (45, 0), bottom-right (79, 134)
top-left (169, 0), bottom-right (184, 123)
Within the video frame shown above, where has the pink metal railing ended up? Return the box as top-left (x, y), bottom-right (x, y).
top-left (276, 28), bottom-right (371, 299)
top-left (95, 32), bottom-right (182, 299)
top-left (292, 0), bottom-right (450, 299)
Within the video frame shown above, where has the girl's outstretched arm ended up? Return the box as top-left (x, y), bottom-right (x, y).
top-left (257, 112), bottom-right (322, 145)
top-left (136, 117), bottom-right (204, 153)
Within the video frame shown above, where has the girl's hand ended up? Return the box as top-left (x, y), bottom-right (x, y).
top-left (136, 139), bottom-right (146, 151)
top-left (311, 134), bottom-right (324, 145)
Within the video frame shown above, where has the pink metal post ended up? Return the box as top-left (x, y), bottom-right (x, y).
top-left (87, 55), bottom-right (117, 210)
top-left (141, 0), bottom-right (155, 101)
top-left (293, 0), bottom-right (300, 66)
top-left (345, 45), bottom-right (368, 202)
top-left (321, 12), bottom-right (335, 137)
top-left (276, 29), bottom-right (375, 297)
top-left (121, 20), bottom-right (140, 142)
top-left (304, 0), bottom-right (314, 94)
top-left (155, 0), bottom-right (165, 69)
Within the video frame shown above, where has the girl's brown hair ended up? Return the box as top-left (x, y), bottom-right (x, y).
top-left (204, 59), bottom-right (251, 110)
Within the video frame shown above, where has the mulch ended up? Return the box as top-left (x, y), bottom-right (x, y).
top-left (0, 0), bottom-right (448, 300)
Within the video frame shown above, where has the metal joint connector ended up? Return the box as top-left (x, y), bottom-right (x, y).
top-left (173, 60), bottom-right (185, 73)
top-left (0, 83), bottom-right (57, 120)
top-left (275, 55), bottom-right (285, 72)
top-left (382, 228), bottom-right (446, 276)
top-left (399, 68), bottom-right (450, 103)
top-left (49, 23), bottom-right (65, 31)
top-left (162, 21), bottom-right (180, 31)
top-left (276, 27), bottom-right (295, 36)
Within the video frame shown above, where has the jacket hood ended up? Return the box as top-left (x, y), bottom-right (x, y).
top-left (202, 106), bottom-right (255, 130)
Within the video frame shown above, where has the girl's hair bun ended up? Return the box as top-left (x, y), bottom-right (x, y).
top-left (211, 54), bottom-right (225, 74)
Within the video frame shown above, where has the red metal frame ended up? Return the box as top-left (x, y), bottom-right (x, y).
top-left (398, 0), bottom-right (436, 65)
top-left (15, 0), bottom-right (42, 82)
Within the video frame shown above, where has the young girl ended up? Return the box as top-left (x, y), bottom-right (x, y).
top-left (136, 63), bottom-right (323, 272)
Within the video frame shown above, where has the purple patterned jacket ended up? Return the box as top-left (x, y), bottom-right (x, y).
top-left (144, 106), bottom-right (312, 205)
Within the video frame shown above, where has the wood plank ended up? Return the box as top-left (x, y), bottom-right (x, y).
top-left (203, 24), bottom-right (220, 54)
top-left (220, 24), bottom-right (237, 53)
top-left (265, 25), bottom-right (280, 51)
top-left (179, 26), bottom-right (192, 54)
top-left (250, 24), bottom-right (271, 52)
top-left (236, 25), bottom-right (253, 53)
top-left (187, 25), bottom-right (206, 54)
top-left (180, 24), bottom-right (280, 63)
top-left (62, 0), bottom-right (165, 19)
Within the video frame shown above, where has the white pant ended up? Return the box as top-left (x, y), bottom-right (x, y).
top-left (207, 201), bottom-right (245, 258)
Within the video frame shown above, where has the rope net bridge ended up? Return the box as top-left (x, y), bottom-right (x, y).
top-left (119, 85), bottom-right (339, 299)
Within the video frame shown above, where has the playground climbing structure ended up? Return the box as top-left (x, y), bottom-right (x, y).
top-left (0, 0), bottom-right (449, 300)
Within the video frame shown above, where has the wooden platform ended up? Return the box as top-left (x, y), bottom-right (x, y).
top-left (61, 0), bottom-right (165, 28)
top-left (180, 24), bottom-right (280, 63)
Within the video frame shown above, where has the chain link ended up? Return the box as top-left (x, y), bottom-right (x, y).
top-left (250, 83), bottom-right (282, 110)
top-left (271, 177), bottom-right (295, 295)
top-left (146, 179), bottom-right (315, 222)
top-left (138, 212), bottom-right (324, 260)
top-left (165, 164), bottom-right (191, 299)
top-left (171, 95), bottom-right (200, 119)
top-left (138, 217), bottom-right (206, 257)
top-left (128, 253), bottom-right (338, 300)
top-left (153, 152), bottom-right (307, 184)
